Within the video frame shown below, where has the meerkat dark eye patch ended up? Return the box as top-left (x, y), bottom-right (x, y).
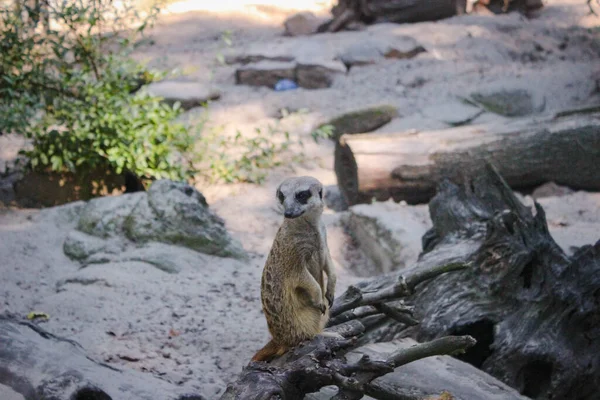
top-left (295, 190), bottom-right (311, 204)
top-left (277, 190), bottom-right (285, 204)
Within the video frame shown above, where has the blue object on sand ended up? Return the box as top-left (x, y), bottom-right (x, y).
top-left (274, 79), bottom-right (298, 91)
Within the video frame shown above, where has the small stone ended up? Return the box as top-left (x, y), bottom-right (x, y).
top-left (420, 101), bottom-right (484, 126)
top-left (283, 12), bottom-right (324, 36)
top-left (318, 105), bottom-right (398, 140)
top-left (235, 61), bottom-right (296, 88)
top-left (144, 80), bottom-right (221, 110)
top-left (295, 61), bottom-right (346, 89)
top-left (470, 88), bottom-right (543, 117)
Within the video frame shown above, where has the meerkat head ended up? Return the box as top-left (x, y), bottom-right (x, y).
top-left (276, 176), bottom-right (324, 220)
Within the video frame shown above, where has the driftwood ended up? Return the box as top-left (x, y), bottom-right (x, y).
top-left (334, 111), bottom-right (600, 206)
top-left (323, 0), bottom-right (467, 32)
top-left (0, 315), bottom-right (205, 400)
top-left (220, 262), bottom-right (477, 400)
top-left (352, 165), bottom-right (600, 400)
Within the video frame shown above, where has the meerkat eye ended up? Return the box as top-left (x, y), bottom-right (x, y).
top-left (277, 190), bottom-right (284, 204)
top-left (296, 190), bottom-right (311, 204)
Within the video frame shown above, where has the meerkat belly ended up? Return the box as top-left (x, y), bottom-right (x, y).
top-left (281, 292), bottom-right (323, 345)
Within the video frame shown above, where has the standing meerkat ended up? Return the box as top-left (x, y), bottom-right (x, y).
top-left (252, 176), bottom-right (339, 362)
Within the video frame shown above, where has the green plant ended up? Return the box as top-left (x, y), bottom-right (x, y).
top-left (311, 124), bottom-right (335, 143)
top-left (196, 122), bottom-right (303, 184)
top-left (0, 0), bottom-right (196, 192)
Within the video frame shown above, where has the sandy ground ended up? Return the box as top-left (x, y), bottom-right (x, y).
top-left (1, 0), bottom-right (599, 398)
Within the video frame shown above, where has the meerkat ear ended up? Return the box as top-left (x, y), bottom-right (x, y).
top-left (318, 189), bottom-right (323, 199)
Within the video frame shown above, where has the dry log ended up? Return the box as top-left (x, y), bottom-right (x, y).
top-left (0, 315), bottom-right (205, 400)
top-left (219, 262), bottom-right (476, 400)
top-left (325, 0), bottom-right (467, 32)
top-left (334, 111), bottom-right (600, 206)
top-left (354, 165), bottom-right (600, 400)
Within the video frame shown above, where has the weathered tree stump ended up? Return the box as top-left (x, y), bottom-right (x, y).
top-left (220, 262), bottom-right (478, 400)
top-left (334, 111), bottom-right (600, 206)
top-left (354, 165), bottom-right (600, 400)
top-left (0, 315), bottom-right (205, 400)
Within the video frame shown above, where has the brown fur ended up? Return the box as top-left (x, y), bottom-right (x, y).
top-left (252, 177), bottom-right (337, 362)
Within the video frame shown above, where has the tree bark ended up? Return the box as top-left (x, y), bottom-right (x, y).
top-left (325, 0), bottom-right (467, 32)
top-left (334, 112), bottom-right (600, 206)
top-left (353, 164), bottom-right (600, 400)
top-left (0, 315), bottom-right (204, 400)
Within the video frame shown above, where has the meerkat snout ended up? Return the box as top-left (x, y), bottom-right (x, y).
top-left (276, 176), bottom-right (324, 219)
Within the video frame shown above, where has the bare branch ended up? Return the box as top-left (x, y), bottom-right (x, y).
top-left (330, 262), bottom-right (469, 317)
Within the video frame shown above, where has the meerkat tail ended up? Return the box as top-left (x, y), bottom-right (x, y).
top-left (251, 339), bottom-right (288, 362)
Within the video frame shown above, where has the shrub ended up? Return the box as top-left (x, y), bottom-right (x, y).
top-left (0, 0), bottom-right (196, 192)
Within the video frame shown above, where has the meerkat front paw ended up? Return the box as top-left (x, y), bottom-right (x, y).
top-left (318, 303), bottom-right (327, 314)
top-left (325, 291), bottom-right (334, 307)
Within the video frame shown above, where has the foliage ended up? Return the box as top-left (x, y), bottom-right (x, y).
top-left (311, 124), bottom-right (335, 142)
top-left (0, 0), bottom-right (196, 187)
top-left (197, 121), bottom-right (303, 184)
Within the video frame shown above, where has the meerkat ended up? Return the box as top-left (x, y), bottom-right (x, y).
top-left (252, 176), bottom-right (340, 362)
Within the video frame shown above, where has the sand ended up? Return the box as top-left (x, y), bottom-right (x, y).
top-left (0, 0), bottom-right (599, 398)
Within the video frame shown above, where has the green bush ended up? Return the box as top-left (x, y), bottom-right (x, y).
top-left (0, 0), bottom-right (196, 189)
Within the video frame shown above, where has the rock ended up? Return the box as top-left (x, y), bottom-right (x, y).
top-left (341, 200), bottom-right (431, 276)
top-left (346, 340), bottom-right (530, 400)
top-left (283, 12), bottom-right (325, 36)
top-left (421, 100), bottom-right (484, 126)
top-left (225, 54), bottom-right (295, 65)
top-left (144, 80), bottom-right (221, 110)
top-left (235, 61), bottom-right (296, 88)
top-left (470, 88), bottom-right (544, 117)
top-left (338, 36), bottom-right (425, 68)
top-left (69, 180), bottom-right (246, 262)
top-left (531, 181), bottom-right (574, 199)
top-left (235, 61), bottom-right (345, 89)
top-left (295, 61), bottom-right (346, 89)
top-left (77, 192), bottom-right (144, 238)
top-left (318, 105), bottom-right (398, 140)
top-left (63, 230), bottom-right (114, 261)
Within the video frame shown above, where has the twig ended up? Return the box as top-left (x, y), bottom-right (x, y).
top-left (374, 303), bottom-right (419, 327)
top-left (333, 335), bottom-right (477, 400)
top-left (330, 262), bottom-right (469, 317)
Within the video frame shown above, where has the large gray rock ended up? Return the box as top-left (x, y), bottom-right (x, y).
top-left (65, 180), bottom-right (246, 266)
top-left (125, 180), bottom-right (244, 258)
top-left (144, 80), bottom-right (221, 110)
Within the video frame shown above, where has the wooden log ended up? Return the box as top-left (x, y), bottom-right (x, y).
top-left (0, 315), bottom-right (204, 400)
top-left (355, 165), bottom-right (600, 400)
top-left (326, 0), bottom-right (467, 31)
top-left (334, 111), bottom-right (600, 206)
